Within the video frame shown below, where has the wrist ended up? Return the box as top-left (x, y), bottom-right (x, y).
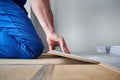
top-left (45, 30), bottom-right (56, 37)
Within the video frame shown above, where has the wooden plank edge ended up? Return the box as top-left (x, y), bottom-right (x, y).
top-left (0, 58), bottom-right (89, 65)
top-left (48, 50), bottom-right (100, 64)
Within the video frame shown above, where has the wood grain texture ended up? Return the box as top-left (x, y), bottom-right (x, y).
top-left (0, 64), bottom-right (119, 80)
top-left (0, 65), bottom-right (42, 80)
top-left (31, 64), bottom-right (55, 80)
top-left (0, 51), bottom-right (119, 80)
top-left (52, 64), bottom-right (120, 80)
top-left (48, 50), bottom-right (100, 64)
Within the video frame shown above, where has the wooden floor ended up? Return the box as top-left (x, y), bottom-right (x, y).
top-left (0, 51), bottom-right (120, 80)
top-left (0, 64), bottom-right (120, 80)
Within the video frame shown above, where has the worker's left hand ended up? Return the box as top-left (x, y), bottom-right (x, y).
top-left (46, 32), bottom-right (70, 53)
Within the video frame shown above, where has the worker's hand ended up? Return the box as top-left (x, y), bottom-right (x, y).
top-left (47, 32), bottom-right (70, 53)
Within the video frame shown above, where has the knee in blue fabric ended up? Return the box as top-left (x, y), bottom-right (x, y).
top-left (0, 32), bottom-right (19, 58)
top-left (0, 32), bottom-right (44, 59)
top-left (18, 38), bottom-right (44, 59)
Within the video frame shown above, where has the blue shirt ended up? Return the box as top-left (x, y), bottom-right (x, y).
top-left (18, 0), bottom-right (27, 5)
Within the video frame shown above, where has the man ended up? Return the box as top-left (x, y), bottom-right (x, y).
top-left (0, 0), bottom-right (69, 59)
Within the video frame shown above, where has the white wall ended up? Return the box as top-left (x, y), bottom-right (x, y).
top-left (54, 0), bottom-right (120, 52)
top-left (30, 0), bottom-right (120, 52)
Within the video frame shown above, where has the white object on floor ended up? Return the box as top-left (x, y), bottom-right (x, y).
top-left (110, 46), bottom-right (120, 55)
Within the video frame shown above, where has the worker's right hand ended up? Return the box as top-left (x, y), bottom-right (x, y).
top-left (46, 32), bottom-right (70, 54)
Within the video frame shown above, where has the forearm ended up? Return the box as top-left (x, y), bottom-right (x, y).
top-left (30, 0), bottom-right (70, 53)
top-left (30, 0), bottom-right (55, 36)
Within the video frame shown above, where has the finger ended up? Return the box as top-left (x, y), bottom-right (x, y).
top-left (59, 39), bottom-right (70, 54)
top-left (48, 45), bottom-right (54, 51)
top-left (63, 45), bottom-right (70, 53)
top-left (61, 44), bottom-right (70, 53)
